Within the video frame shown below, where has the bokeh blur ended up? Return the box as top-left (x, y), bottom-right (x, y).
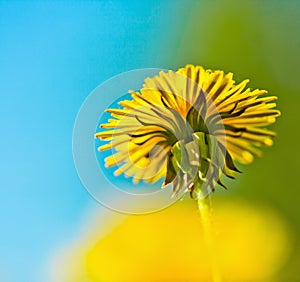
top-left (50, 198), bottom-right (291, 282)
top-left (0, 1), bottom-right (299, 281)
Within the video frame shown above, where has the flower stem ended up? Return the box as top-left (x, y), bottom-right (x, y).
top-left (197, 194), bottom-right (222, 282)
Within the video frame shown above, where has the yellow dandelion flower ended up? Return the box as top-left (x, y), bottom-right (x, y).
top-left (95, 65), bottom-right (280, 198)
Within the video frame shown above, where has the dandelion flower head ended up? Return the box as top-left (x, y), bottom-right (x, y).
top-left (96, 65), bottom-right (280, 198)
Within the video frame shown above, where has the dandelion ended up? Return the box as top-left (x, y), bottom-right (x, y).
top-left (95, 65), bottom-right (280, 282)
top-left (95, 64), bottom-right (280, 199)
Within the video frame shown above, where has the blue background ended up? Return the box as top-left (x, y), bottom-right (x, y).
top-left (0, 1), bottom-right (185, 281)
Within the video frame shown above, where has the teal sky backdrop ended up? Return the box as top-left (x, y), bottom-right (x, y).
top-left (1, 1), bottom-right (299, 281)
top-left (0, 1), bottom-right (183, 281)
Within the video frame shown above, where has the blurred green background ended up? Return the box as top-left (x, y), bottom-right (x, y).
top-left (165, 1), bottom-right (300, 280)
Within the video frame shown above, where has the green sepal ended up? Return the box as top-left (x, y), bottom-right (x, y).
top-left (162, 156), bottom-right (177, 187)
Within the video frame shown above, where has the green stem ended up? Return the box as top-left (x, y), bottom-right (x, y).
top-left (197, 194), bottom-right (222, 282)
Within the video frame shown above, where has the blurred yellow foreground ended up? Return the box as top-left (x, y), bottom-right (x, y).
top-left (51, 198), bottom-right (291, 282)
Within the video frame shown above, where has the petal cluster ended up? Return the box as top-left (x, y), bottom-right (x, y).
top-left (96, 65), bottom-right (280, 198)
